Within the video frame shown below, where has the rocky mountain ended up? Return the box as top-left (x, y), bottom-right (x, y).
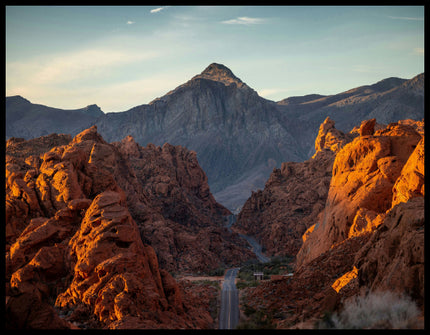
top-left (234, 117), bottom-right (354, 257)
top-left (93, 63), bottom-right (304, 212)
top-left (296, 119), bottom-right (423, 266)
top-left (6, 95), bottom-right (104, 140)
top-left (236, 117), bottom-right (424, 328)
top-left (5, 126), bottom-right (253, 328)
top-left (276, 74), bottom-right (424, 157)
top-left (235, 116), bottom-right (423, 262)
top-left (5, 65), bottom-right (424, 212)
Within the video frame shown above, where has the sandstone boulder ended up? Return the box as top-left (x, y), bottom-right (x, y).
top-left (297, 121), bottom-right (422, 266)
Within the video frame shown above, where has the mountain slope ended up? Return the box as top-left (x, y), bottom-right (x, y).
top-left (235, 118), bottom-right (424, 329)
top-left (6, 95), bottom-right (104, 140)
top-left (6, 66), bottom-right (424, 211)
top-left (276, 73), bottom-right (424, 157)
top-left (6, 126), bottom-right (252, 274)
top-left (94, 63), bottom-right (305, 212)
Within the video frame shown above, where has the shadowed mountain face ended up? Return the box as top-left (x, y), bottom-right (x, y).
top-left (6, 95), bottom-right (104, 140)
top-left (6, 64), bottom-right (424, 211)
top-left (94, 63), bottom-right (306, 212)
top-left (276, 74), bottom-right (424, 157)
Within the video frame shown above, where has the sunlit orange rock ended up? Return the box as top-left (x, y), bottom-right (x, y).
top-left (354, 196), bottom-right (424, 308)
top-left (55, 191), bottom-right (210, 328)
top-left (313, 116), bottom-right (354, 158)
top-left (332, 266), bottom-right (358, 293)
top-left (5, 126), bottom-right (246, 328)
top-left (392, 137), bottom-right (424, 207)
top-left (235, 117), bottom-right (354, 257)
top-left (348, 208), bottom-right (384, 238)
top-left (297, 120), bottom-right (422, 266)
top-left (302, 224), bottom-right (316, 243)
top-left (358, 118), bottom-right (376, 136)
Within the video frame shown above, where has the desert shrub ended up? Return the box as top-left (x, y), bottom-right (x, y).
top-left (329, 291), bottom-right (420, 329)
top-left (208, 265), bottom-right (226, 276)
top-left (236, 280), bottom-right (259, 290)
top-left (236, 308), bottom-right (275, 329)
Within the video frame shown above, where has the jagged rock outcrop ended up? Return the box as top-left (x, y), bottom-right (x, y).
top-left (391, 137), bottom-right (424, 207)
top-left (354, 197), bottom-right (424, 308)
top-left (55, 191), bottom-right (204, 329)
top-left (235, 118), bottom-right (352, 257)
top-left (5, 126), bottom-right (251, 329)
top-left (358, 118), bottom-right (376, 136)
top-left (296, 120), bottom-right (422, 266)
top-left (313, 116), bottom-right (355, 158)
top-left (241, 194), bottom-right (425, 328)
top-left (237, 117), bottom-right (424, 328)
top-left (239, 136), bottom-right (424, 327)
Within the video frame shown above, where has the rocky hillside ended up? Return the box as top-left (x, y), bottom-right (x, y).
top-left (6, 95), bottom-right (104, 140)
top-left (236, 117), bottom-right (424, 328)
top-left (296, 119), bottom-right (423, 266)
top-left (234, 117), bottom-right (354, 257)
top-left (276, 73), bottom-right (424, 157)
top-left (5, 126), bottom-right (253, 329)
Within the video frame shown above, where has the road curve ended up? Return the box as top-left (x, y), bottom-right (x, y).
top-left (239, 234), bottom-right (270, 263)
top-left (219, 268), bottom-right (240, 329)
top-left (224, 214), bottom-right (270, 263)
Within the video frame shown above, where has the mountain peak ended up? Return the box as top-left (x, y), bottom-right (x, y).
top-left (81, 104), bottom-right (104, 117)
top-left (194, 63), bottom-right (245, 87)
top-left (6, 95), bottom-right (31, 104)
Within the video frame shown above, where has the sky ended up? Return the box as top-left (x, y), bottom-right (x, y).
top-left (6, 5), bottom-right (424, 113)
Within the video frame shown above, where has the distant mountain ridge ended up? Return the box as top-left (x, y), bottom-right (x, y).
top-left (5, 64), bottom-right (424, 211)
top-left (6, 95), bottom-right (104, 139)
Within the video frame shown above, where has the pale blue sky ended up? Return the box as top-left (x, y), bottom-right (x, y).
top-left (6, 6), bottom-right (424, 112)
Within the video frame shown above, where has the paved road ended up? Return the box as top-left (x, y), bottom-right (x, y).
top-left (225, 214), bottom-right (236, 231)
top-left (224, 215), bottom-right (270, 263)
top-left (239, 234), bottom-right (270, 263)
top-left (219, 268), bottom-right (240, 329)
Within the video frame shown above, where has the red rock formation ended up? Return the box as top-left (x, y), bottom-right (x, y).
top-left (235, 118), bottom-right (351, 257)
top-left (111, 135), bottom-right (253, 273)
top-left (237, 118), bottom-right (424, 328)
top-left (55, 191), bottom-right (210, 329)
top-left (5, 126), bottom-right (250, 329)
top-left (240, 234), bottom-right (370, 328)
top-left (297, 120), bottom-right (422, 266)
top-left (241, 194), bottom-right (424, 328)
top-left (392, 137), bottom-right (424, 207)
top-left (313, 116), bottom-right (355, 158)
top-left (358, 118), bottom-right (376, 136)
top-left (354, 197), bottom-right (424, 308)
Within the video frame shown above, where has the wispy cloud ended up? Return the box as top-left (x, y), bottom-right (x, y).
top-left (6, 72), bottom-right (188, 113)
top-left (413, 47), bottom-right (424, 55)
top-left (127, 20), bottom-right (135, 25)
top-left (221, 17), bottom-right (265, 25)
top-left (150, 6), bottom-right (169, 14)
top-left (388, 16), bottom-right (424, 21)
top-left (12, 49), bottom-right (157, 85)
